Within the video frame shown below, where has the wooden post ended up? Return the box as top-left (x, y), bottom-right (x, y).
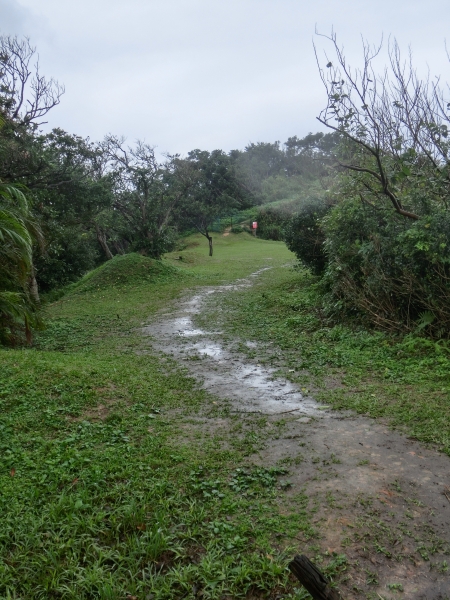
top-left (288, 555), bottom-right (342, 600)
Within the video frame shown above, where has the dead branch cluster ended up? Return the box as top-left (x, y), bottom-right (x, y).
top-left (314, 30), bottom-right (450, 220)
top-left (0, 35), bottom-right (64, 126)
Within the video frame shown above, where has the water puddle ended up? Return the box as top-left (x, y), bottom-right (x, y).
top-left (143, 268), bottom-right (320, 415)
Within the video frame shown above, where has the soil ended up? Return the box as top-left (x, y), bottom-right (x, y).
top-left (143, 269), bottom-right (450, 599)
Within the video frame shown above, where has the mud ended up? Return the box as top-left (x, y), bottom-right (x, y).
top-left (143, 270), bottom-right (450, 599)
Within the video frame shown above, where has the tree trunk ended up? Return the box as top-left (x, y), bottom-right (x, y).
top-left (112, 240), bottom-right (126, 255)
top-left (288, 555), bottom-right (342, 600)
top-left (207, 234), bottom-right (213, 257)
top-left (28, 263), bottom-right (40, 304)
top-left (95, 224), bottom-right (114, 260)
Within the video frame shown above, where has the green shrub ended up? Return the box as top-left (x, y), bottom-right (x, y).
top-left (322, 198), bottom-right (450, 337)
top-left (284, 198), bottom-right (331, 275)
top-left (254, 207), bottom-right (287, 241)
top-left (35, 226), bottom-right (99, 292)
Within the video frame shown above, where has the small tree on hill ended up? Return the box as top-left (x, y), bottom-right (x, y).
top-left (181, 150), bottom-right (252, 256)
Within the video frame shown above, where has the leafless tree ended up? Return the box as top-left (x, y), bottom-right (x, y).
top-left (314, 30), bottom-right (450, 220)
top-left (0, 35), bottom-right (64, 126)
top-left (100, 136), bottom-right (195, 258)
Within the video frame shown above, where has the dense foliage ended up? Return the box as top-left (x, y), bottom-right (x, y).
top-left (284, 197), bottom-right (331, 275)
top-left (280, 33), bottom-right (450, 337)
top-left (0, 34), bottom-right (341, 344)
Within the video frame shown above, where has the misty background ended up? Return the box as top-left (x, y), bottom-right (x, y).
top-left (1, 0), bottom-right (449, 153)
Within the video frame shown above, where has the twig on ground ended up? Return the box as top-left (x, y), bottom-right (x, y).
top-left (289, 554), bottom-right (342, 600)
top-left (229, 408), bottom-right (304, 416)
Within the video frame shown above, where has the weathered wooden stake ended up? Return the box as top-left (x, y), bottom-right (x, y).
top-left (288, 555), bottom-right (342, 600)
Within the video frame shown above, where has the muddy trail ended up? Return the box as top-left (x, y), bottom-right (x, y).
top-left (144, 269), bottom-right (450, 599)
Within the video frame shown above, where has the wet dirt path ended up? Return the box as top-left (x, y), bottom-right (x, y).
top-left (143, 269), bottom-right (450, 599)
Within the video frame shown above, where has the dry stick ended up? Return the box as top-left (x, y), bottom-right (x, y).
top-left (444, 487), bottom-right (450, 503)
top-left (289, 555), bottom-right (342, 600)
top-left (269, 408), bottom-right (307, 416)
top-left (229, 408), bottom-right (304, 416)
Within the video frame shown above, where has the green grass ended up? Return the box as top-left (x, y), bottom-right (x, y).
top-left (69, 253), bottom-right (180, 291)
top-left (3, 232), bottom-right (448, 598)
top-left (2, 236), bottom-right (326, 599)
top-left (211, 265), bottom-right (450, 455)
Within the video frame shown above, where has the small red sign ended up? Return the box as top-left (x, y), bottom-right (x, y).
top-left (252, 221), bottom-right (258, 229)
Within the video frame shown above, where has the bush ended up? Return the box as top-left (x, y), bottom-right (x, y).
top-left (284, 199), bottom-right (331, 275)
top-left (35, 226), bottom-right (99, 292)
top-left (254, 207), bottom-right (288, 241)
top-left (322, 198), bottom-right (450, 337)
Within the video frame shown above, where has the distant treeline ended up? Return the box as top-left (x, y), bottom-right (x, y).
top-left (3, 31), bottom-right (450, 343)
top-left (0, 34), bottom-right (337, 343)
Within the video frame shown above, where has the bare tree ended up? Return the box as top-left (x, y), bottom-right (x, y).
top-left (0, 35), bottom-right (64, 126)
top-left (101, 136), bottom-right (195, 259)
top-left (314, 30), bottom-right (450, 220)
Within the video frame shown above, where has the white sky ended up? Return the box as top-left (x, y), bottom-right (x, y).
top-left (1, 0), bottom-right (449, 155)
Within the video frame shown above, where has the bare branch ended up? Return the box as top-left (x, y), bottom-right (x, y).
top-left (0, 35), bottom-right (64, 126)
top-left (314, 30), bottom-right (450, 220)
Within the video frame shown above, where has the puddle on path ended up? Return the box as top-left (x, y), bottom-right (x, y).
top-left (144, 269), bottom-right (318, 415)
top-left (143, 268), bottom-right (450, 598)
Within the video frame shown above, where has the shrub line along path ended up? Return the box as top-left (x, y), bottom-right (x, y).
top-left (144, 265), bottom-right (450, 599)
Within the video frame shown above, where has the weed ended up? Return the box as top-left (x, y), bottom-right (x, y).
top-left (387, 582), bottom-right (404, 591)
top-left (1, 235), bottom-right (324, 599)
top-left (365, 569), bottom-right (379, 585)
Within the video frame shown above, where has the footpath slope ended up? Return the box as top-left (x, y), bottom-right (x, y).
top-left (147, 250), bottom-right (450, 599)
top-left (1, 234), bottom-right (449, 599)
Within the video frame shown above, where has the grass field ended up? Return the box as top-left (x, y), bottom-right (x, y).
top-left (1, 231), bottom-right (449, 599)
top-left (1, 234), bottom-right (319, 600)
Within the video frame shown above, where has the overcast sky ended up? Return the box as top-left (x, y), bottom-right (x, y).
top-left (1, 0), bottom-right (449, 156)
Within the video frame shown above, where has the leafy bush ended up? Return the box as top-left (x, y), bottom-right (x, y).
top-left (284, 198), bottom-right (331, 275)
top-left (322, 198), bottom-right (450, 337)
top-left (255, 207), bottom-right (287, 241)
top-left (35, 226), bottom-right (99, 292)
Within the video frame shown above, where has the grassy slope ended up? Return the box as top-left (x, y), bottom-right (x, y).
top-left (1, 235), bottom-right (324, 600)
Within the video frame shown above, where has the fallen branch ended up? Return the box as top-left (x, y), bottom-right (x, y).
top-left (444, 486), bottom-right (450, 503)
top-left (289, 555), bottom-right (342, 600)
top-left (269, 408), bottom-right (305, 416)
top-left (229, 408), bottom-right (304, 416)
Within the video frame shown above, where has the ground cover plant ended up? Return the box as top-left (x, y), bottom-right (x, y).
top-left (2, 233), bottom-right (450, 598)
top-left (211, 264), bottom-right (450, 455)
top-left (2, 236), bottom-right (340, 600)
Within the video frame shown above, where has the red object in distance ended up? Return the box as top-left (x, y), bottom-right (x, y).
top-left (252, 222), bottom-right (258, 229)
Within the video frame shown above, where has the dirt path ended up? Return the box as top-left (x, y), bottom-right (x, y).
top-left (144, 269), bottom-right (450, 599)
